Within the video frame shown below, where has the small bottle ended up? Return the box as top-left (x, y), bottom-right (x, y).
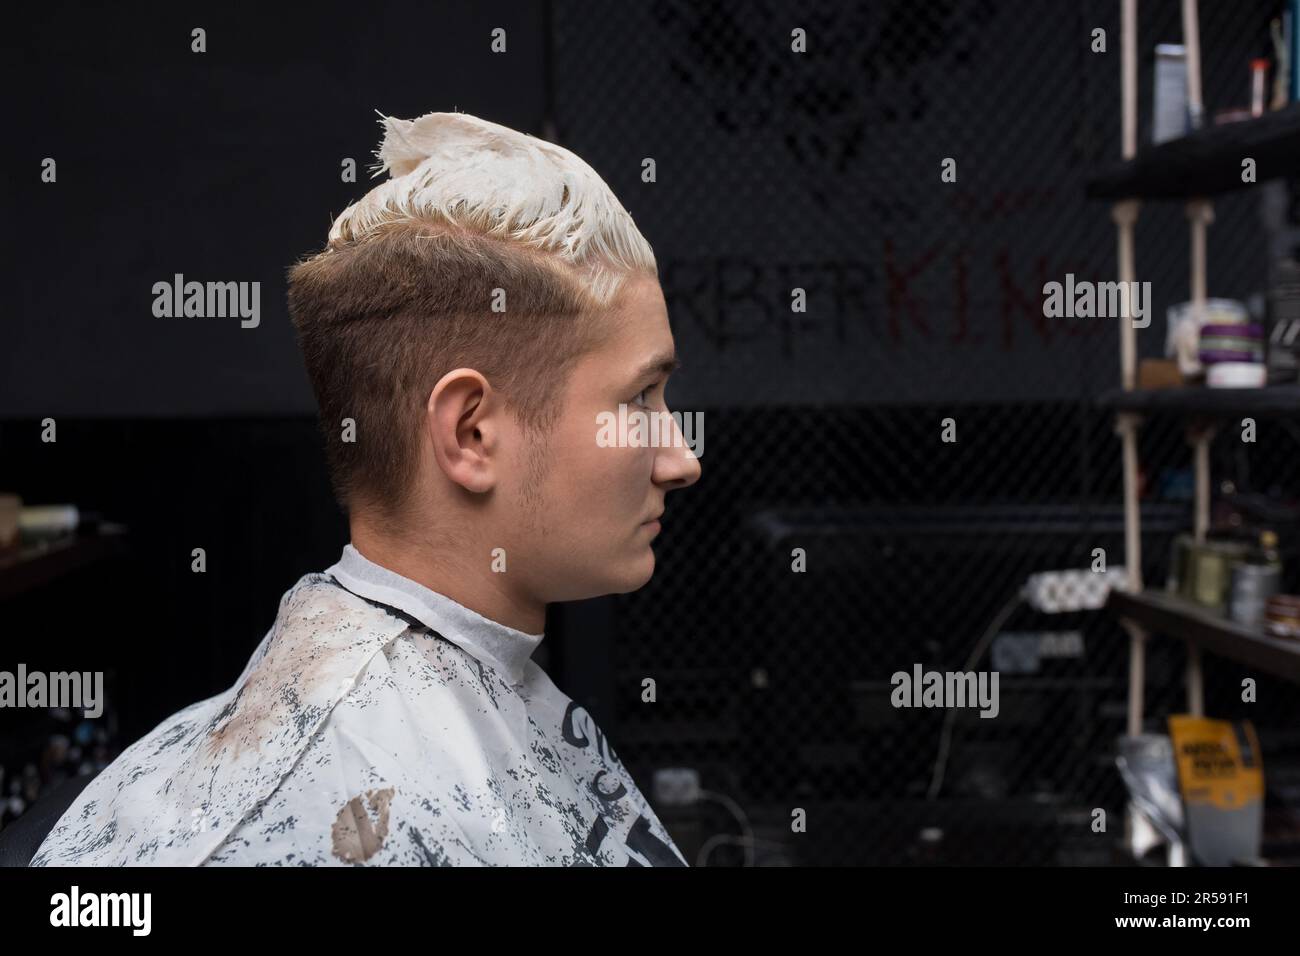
top-left (1229, 531), bottom-right (1283, 627)
top-left (1256, 530), bottom-right (1281, 567)
top-left (1251, 59), bottom-right (1269, 117)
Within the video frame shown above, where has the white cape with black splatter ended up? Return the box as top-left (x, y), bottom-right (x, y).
top-left (30, 550), bottom-right (687, 866)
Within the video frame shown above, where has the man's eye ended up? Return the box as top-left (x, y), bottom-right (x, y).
top-left (631, 386), bottom-right (650, 406)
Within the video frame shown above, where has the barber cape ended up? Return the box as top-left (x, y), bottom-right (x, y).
top-left (31, 545), bottom-right (687, 867)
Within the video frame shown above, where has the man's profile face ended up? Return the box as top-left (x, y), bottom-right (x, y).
top-left (505, 274), bottom-right (701, 602)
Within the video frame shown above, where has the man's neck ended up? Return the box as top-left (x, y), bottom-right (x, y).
top-left (348, 525), bottom-right (546, 635)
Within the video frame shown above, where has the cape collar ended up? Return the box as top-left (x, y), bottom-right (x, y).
top-left (324, 543), bottom-right (545, 687)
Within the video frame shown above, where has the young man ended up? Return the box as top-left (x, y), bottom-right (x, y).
top-left (31, 111), bottom-right (700, 866)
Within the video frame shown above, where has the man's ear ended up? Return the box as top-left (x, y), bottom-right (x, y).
top-left (426, 368), bottom-right (499, 494)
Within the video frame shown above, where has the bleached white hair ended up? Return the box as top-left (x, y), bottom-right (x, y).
top-left (328, 110), bottom-right (657, 306)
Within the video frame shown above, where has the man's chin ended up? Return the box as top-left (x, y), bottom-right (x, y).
top-left (547, 552), bottom-right (656, 602)
top-left (608, 549), bottom-right (657, 595)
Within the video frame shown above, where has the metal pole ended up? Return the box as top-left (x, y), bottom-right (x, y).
top-left (1117, 0), bottom-right (1144, 735)
top-left (1117, 201), bottom-right (1140, 390)
top-left (1191, 424), bottom-right (1214, 543)
top-left (1186, 422), bottom-right (1214, 717)
top-left (1118, 0), bottom-right (1147, 860)
top-left (1122, 619), bottom-right (1148, 737)
top-left (1116, 412), bottom-right (1147, 737)
top-left (1182, 0), bottom-right (1205, 130)
top-left (1123, 0), bottom-right (1138, 156)
top-left (1182, 0), bottom-right (1210, 721)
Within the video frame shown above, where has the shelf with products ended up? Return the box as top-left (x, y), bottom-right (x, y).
top-left (1088, 0), bottom-right (1300, 866)
top-left (1108, 587), bottom-right (1300, 685)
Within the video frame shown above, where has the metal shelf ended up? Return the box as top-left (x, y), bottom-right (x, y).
top-left (1108, 588), bottom-right (1300, 685)
top-left (1097, 385), bottom-right (1300, 417)
top-left (0, 530), bottom-right (130, 602)
top-left (1086, 103), bottom-right (1300, 201)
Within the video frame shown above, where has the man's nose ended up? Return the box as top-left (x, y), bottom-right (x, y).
top-left (653, 415), bottom-right (702, 489)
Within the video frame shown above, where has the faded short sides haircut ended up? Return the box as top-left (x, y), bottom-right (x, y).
top-left (287, 111), bottom-right (657, 529)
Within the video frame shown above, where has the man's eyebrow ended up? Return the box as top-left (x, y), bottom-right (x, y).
top-left (632, 352), bottom-right (681, 382)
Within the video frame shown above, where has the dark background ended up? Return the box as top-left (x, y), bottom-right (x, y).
top-left (2, 0), bottom-right (1298, 865)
